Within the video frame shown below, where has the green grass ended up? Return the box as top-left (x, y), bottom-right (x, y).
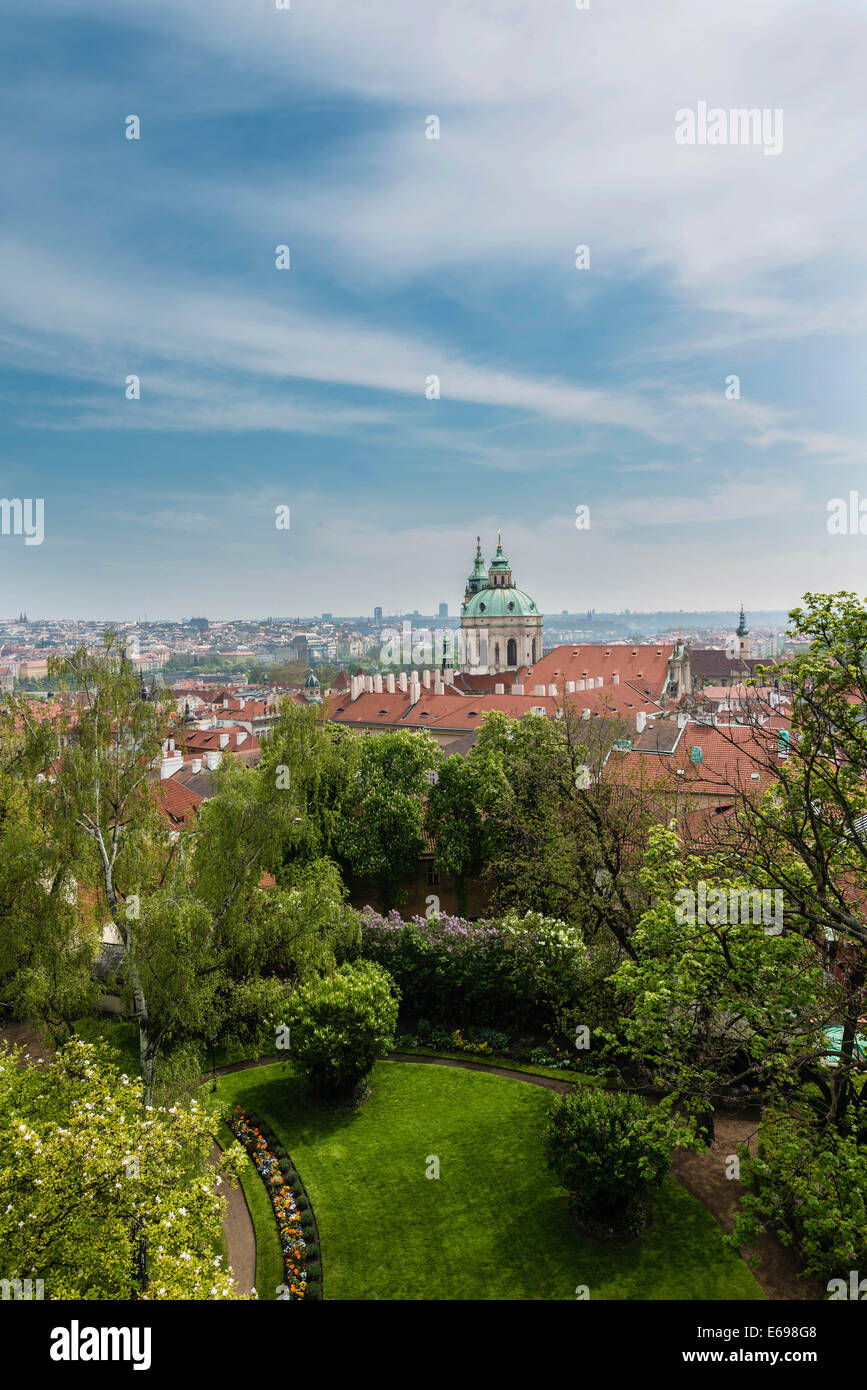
top-left (216, 1119), bottom-right (284, 1301)
top-left (396, 1047), bottom-right (610, 1085)
top-left (213, 1059), bottom-right (765, 1302)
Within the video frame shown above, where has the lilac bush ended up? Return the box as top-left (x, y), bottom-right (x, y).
top-left (343, 906), bottom-right (586, 1033)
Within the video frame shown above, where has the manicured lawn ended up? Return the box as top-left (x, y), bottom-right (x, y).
top-left (213, 1059), bottom-right (765, 1302)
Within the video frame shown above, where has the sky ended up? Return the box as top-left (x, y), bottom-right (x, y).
top-left (1, 0), bottom-right (866, 620)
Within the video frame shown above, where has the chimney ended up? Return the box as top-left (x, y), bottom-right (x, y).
top-left (223, 698), bottom-right (228, 710)
top-left (239, 697), bottom-right (245, 710)
top-left (612, 673), bottom-right (619, 685)
top-left (511, 683), bottom-right (524, 694)
top-left (422, 670), bottom-right (431, 688)
top-left (636, 711), bottom-right (647, 734)
top-left (190, 758), bottom-right (202, 774)
top-left (364, 676), bottom-right (373, 693)
top-left (351, 675), bottom-right (364, 701)
top-left (160, 746), bottom-right (184, 779)
top-left (434, 679), bottom-right (445, 695)
top-left (219, 733), bottom-right (229, 749)
top-left (677, 712), bottom-right (688, 729)
top-left (373, 674), bottom-right (383, 693)
top-left (398, 672), bottom-right (408, 693)
top-left (386, 673), bottom-right (395, 694)
top-left (494, 683), bottom-right (505, 694)
top-left (204, 750), bottom-right (221, 771)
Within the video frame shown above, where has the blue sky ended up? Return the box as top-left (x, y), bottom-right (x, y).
top-left (1, 0), bottom-right (866, 619)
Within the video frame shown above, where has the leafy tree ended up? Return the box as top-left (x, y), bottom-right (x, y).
top-left (613, 827), bottom-right (829, 1141)
top-left (731, 1108), bottom-right (867, 1284)
top-left (284, 960), bottom-right (399, 1100)
top-left (3, 641), bottom-right (349, 1107)
top-left (707, 592), bottom-right (867, 1134)
top-left (335, 729), bottom-right (441, 909)
top-left (0, 1037), bottom-right (248, 1299)
top-left (424, 753), bottom-right (504, 912)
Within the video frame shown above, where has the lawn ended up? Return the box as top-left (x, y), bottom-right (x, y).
top-left (213, 1059), bottom-right (765, 1302)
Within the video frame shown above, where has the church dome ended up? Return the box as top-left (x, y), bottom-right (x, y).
top-left (304, 670), bottom-right (320, 689)
top-left (462, 587), bottom-right (539, 618)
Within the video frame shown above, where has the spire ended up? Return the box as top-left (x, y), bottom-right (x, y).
top-left (736, 605), bottom-right (748, 637)
top-left (488, 530), bottom-right (511, 577)
top-left (465, 536), bottom-right (489, 598)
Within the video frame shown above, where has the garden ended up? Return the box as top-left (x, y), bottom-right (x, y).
top-left (212, 1057), bottom-right (765, 1302)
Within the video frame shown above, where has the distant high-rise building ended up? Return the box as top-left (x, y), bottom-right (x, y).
top-left (374, 606), bottom-right (383, 624)
top-left (438, 602), bottom-right (448, 618)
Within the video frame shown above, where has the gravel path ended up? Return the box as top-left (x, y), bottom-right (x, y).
top-left (210, 1138), bottom-right (257, 1298)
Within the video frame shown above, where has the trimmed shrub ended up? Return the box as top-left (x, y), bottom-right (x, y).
top-left (541, 1088), bottom-right (678, 1234)
top-left (285, 960), bottom-right (399, 1100)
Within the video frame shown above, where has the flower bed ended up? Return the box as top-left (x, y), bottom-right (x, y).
top-left (227, 1106), bottom-right (321, 1300)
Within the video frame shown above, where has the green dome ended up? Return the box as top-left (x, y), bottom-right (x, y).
top-left (463, 586), bottom-right (539, 618)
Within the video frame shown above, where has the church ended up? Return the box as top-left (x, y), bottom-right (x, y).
top-left (459, 534), bottom-right (543, 674)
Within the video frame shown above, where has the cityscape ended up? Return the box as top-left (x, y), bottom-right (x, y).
top-left (1, 0), bottom-right (864, 1361)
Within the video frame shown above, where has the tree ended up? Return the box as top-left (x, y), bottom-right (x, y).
top-left (613, 827), bottom-right (829, 1140)
top-left (0, 723), bottom-right (99, 1039)
top-left (9, 636), bottom-right (175, 1103)
top-left (424, 752), bottom-right (504, 913)
top-left (731, 1107), bottom-right (867, 1285)
top-left (705, 592), bottom-right (867, 1135)
top-left (4, 643), bottom-right (350, 1109)
top-left (284, 960), bottom-right (399, 1100)
top-left (335, 729), bottom-right (441, 909)
top-left (0, 1037), bottom-right (248, 1299)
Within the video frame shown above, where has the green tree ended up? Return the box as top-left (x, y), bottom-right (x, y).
top-left (613, 827), bottom-right (829, 1141)
top-left (707, 591), bottom-right (867, 1134)
top-left (335, 729), bottom-right (441, 909)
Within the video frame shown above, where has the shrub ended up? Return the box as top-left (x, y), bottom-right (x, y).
top-left (347, 908), bottom-right (586, 1034)
top-left (732, 1108), bottom-right (867, 1283)
top-left (541, 1088), bottom-right (678, 1233)
top-left (285, 960), bottom-right (399, 1100)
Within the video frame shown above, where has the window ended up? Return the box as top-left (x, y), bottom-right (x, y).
top-left (427, 866), bottom-right (440, 885)
top-left (507, 637), bottom-right (517, 665)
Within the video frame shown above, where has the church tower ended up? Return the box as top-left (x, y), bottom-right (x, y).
top-left (735, 606), bottom-right (751, 660)
top-left (460, 532), bottom-right (542, 674)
